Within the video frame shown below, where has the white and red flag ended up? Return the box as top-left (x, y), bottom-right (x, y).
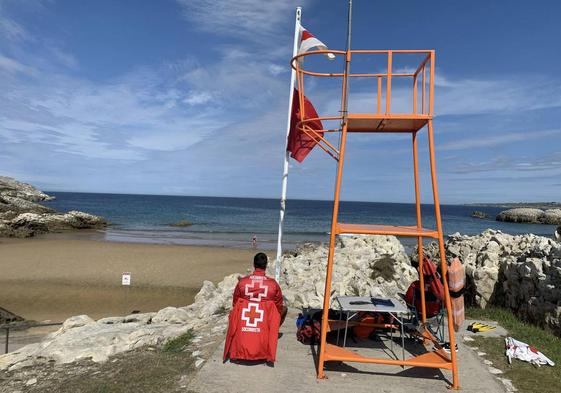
top-left (298, 26), bottom-right (336, 60)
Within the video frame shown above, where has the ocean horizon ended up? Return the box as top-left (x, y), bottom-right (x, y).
top-left (42, 191), bottom-right (557, 250)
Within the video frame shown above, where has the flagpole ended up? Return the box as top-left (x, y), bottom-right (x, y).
top-left (275, 7), bottom-right (301, 282)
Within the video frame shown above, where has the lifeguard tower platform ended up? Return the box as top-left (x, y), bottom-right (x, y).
top-left (291, 41), bottom-right (460, 390)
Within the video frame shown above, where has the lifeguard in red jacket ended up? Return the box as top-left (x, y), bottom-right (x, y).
top-left (223, 253), bottom-right (287, 363)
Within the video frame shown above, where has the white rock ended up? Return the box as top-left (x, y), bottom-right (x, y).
top-left (488, 366), bottom-right (503, 374)
top-left (152, 307), bottom-right (190, 324)
top-left (61, 315), bottom-right (95, 331)
top-left (25, 378), bottom-right (37, 386)
top-left (498, 378), bottom-right (518, 392)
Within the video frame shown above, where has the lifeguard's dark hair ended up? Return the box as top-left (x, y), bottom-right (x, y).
top-left (253, 253), bottom-right (268, 269)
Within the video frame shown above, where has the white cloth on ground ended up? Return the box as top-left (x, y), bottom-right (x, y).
top-left (505, 336), bottom-right (554, 367)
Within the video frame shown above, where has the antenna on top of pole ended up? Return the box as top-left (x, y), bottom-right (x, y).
top-left (346, 0), bottom-right (353, 52)
top-left (341, 0), bottom-right (353, 124)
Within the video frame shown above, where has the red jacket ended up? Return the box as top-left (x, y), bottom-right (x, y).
top-left (232, 269), bottom-right (284, 315)
top-left (223, 269), bottom-right (283, 362)
top-left (223, 298), bottom-right (280, 362)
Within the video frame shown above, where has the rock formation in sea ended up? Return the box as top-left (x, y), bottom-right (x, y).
top-left (0, 176), bottom-right (106, 237)
top-left (1, 231), bottom-right (560, 371)
top-left (496, 207), bottom-right (561, 225)
top-left (471, 210), bottom-right (489, 219)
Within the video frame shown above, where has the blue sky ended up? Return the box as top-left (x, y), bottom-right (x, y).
top-left (1, 0), bottom-right (560, 204)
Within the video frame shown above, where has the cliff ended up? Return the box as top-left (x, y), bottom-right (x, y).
top-left (0, 176), bottom-right (106, 238)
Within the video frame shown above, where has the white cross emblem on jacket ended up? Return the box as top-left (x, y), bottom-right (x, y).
top-left (245, 279), bottom-right (268, 302)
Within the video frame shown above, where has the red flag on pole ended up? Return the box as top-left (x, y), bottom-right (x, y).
top-left (287, 89), bottom-right (324, 162)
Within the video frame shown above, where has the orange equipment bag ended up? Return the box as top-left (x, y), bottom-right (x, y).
top-left (352, 312), bottom-right (386, 339)
top-left (448, 257), bottom-right (465, 332)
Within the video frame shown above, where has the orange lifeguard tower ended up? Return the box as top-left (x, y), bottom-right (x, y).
top-left (287, 2), bottom-right (460, 390)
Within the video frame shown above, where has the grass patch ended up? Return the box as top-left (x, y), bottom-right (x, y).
top-left (215, 305), bottom-right (228, 316)
top-left (28, 348), bottom-right (196, 393)
top-left (163, 330), bottom-right (194, 353)
top-left (466, 307), bottom-right (561, 393)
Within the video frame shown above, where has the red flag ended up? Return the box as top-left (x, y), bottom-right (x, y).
top-left (287, 89), bottom-right (324, 162)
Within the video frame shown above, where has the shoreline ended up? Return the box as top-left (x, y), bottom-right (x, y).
top-left (24, 228), bottom-right (305, 251)
top-left (0, 237), bottom-right (260, 322)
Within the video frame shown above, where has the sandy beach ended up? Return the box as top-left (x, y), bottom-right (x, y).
top-left (0, 237), bottom-right (259, 322)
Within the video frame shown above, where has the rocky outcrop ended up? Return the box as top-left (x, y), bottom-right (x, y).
top-left (279, 236), bottom-right (417, 309)
top-left (0, 176), bottom-right (53, 204)
top-left (472, 211), bottom-right (489, 219)
top-left (3, 230), bottom-right (560, 371)
top-left (0, 176), bottom-right (106, 237)
top-left (419, 230), bottom-right (561, 335)
top-left (496, 208), bottom-right (561, 225)
top-left (0, 235), bottom-right (415, 371)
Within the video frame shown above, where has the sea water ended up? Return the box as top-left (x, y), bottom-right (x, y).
top-left (45, 192), bottom-right (556, 249)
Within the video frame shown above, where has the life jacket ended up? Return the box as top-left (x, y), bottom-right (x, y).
top-left (448, 257), bottom-right (465, 332)
top-left (405, 281), bottom-right (442, 318)
top-left (223, 298), bottom-right (280, 362)
top-left (405, 258), bottom-right (444, 318)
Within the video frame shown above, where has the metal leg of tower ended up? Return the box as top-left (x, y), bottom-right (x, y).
top-left (317, 122), bottom-right (350, 379)
top-left (426, 119), bottom-right (460, 390)
top-left (412, 131), bottom-right (427, 324)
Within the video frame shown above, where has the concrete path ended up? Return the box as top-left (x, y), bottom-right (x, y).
top-left (188, 312), bottom-right (506, 393)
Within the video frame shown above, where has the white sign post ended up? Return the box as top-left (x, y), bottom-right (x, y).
top-left (121, 272), bottom-right (131, 315)
top-left (121, 272), bottom-right (131, 286)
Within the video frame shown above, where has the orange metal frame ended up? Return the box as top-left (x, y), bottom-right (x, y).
top-left (291, 49), bottom-right (460, 390)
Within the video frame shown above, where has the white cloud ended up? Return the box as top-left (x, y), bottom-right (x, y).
top-left (267, 63), bottom-right (285, 76)
top-left (437, 76), bottom-right (561, 116)
top-left (176, 0), bottom-right (308, 40)
top-left (311, 72), bottom-right (561, 119)
top-left (450, 152), bottom-right (561, 174)
top-left (179, 48), bottom-right (287, 109)
top-left (0, 0), bottom-right (28, 42)
top-left (0, 54), bottom-right (35, 75)
top-left (184, 90), bottom-right (214, 105)
top-left (47, 45), bottom-right (78, 68)
top-left (439, 128), bottom-right (561, 151)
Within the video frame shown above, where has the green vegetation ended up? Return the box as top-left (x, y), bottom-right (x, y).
top-left (163, 330), bottom-right (194, 353)
top-left (215, 305), bottom-right (228, 316)
top-left (27, 347), bottom-right (196, 393)
top-left (466, 307), bottom-right (561, 393)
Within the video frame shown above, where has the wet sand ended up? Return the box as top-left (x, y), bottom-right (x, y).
top-left (0, 238), bottom-right (258, 322)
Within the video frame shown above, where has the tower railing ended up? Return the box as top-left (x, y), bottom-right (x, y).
top-left (291, 50), bottom-right (434, 155)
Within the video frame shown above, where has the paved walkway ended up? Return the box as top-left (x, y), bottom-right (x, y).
top-left (188, 312), bottom-right (506, 393)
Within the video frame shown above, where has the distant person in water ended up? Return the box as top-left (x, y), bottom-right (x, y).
top-left (251, 234), bottom-right (257, 248)
top-left (223, 253), bottom-right (287, 364)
